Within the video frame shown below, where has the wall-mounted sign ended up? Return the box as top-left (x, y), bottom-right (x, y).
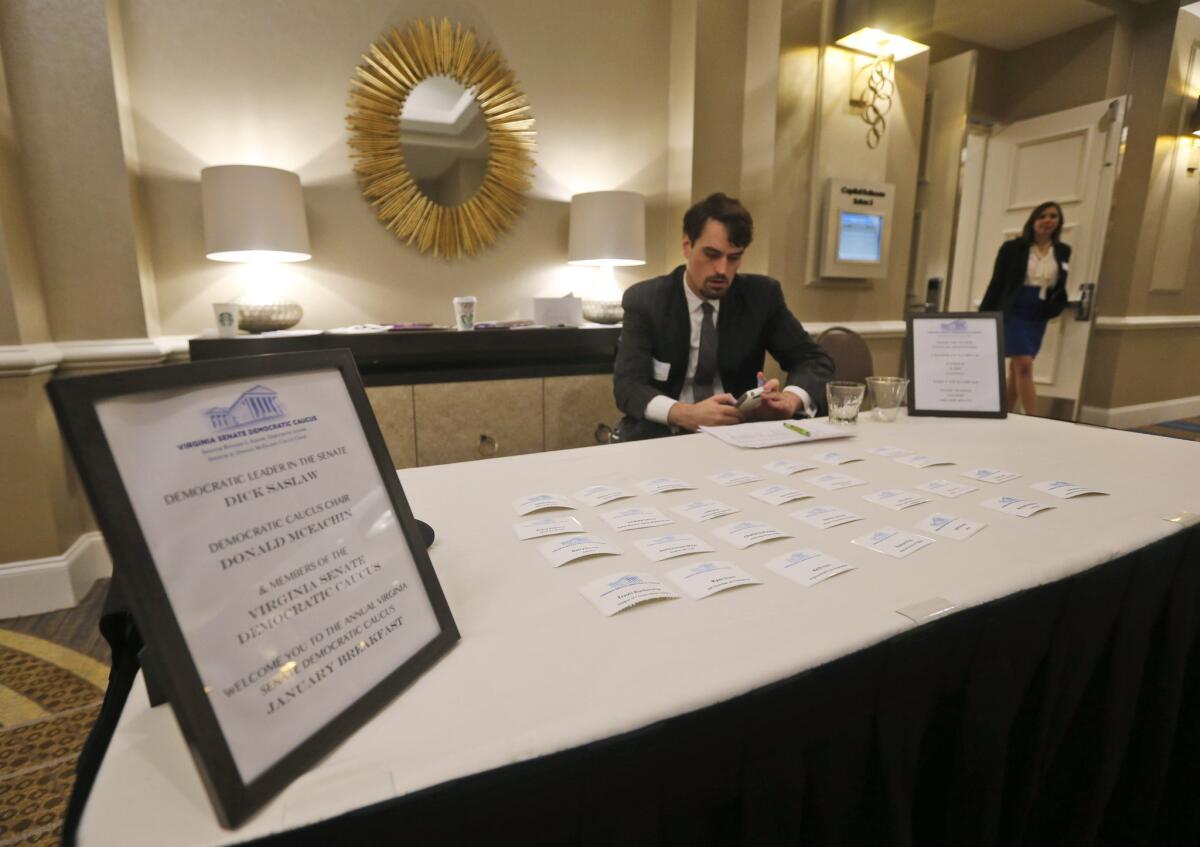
top-left (819, 178), bottom-right (895, 279)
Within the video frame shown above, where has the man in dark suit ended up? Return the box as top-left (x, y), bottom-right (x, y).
top-left (614, 193), bottom-right (832, 441)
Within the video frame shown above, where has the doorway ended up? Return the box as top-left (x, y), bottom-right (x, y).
top-left (946, 97), bottom-right (1127, 421)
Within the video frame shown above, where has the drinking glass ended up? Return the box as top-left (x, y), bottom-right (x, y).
top-left (866, 376), bottom-right (909, 422)
top-left (826, 381), bottom-right (866, 424)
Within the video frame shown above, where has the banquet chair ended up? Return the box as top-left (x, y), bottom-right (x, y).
top-left (816, 325), bottom-right (874, 384)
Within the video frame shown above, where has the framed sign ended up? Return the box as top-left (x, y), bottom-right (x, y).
top-left (904, 312), bottom-right (1007, 418)
top-left (48, 350), bottom-right (458, 828)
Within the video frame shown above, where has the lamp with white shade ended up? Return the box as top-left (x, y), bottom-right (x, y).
top-left (568, 190), bottom-right (646, 324)
top-left (201, 165), bottom-right (311, 332)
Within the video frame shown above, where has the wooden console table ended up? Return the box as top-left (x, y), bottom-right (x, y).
top-left (188, 328), bottom-right (623, 467)
top-left (188, 327), bottom-right (621, 386)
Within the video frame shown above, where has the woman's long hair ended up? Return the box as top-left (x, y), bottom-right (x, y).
top-left (1021, 201), bottom-right (1065, 243)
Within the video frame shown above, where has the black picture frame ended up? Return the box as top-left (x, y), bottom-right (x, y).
top-left (904, 312), bottom-right (1007, 418)
top-left (47, 350), bottom-right (459, 829)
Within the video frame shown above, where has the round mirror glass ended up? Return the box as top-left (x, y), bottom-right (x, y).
top-left (399, 76), bottom-right (490, 207)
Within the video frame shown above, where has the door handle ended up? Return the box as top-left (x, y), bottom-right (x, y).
top-left (1075, 282), bottom-right (1095, 321)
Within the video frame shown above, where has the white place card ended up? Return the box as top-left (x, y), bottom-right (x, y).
top-left (1029, 480), bottom-right (1109, 499)
top-left (671, 499), bottom-right (739, 523)
top-left (748, 484), bottom-right (813, 506)
top-left (633, 533), bottom-right (716, 562)
top-left (636, 476), bottom-right (696, 495)
top-left (862, 489), bottom-right (932, 511)
top-left (572, 484), bottom-right (635, 507)
top-left (513, 514), bottom-right (584, 540)
top-left (961, 468), bottom-right (1021, 484)
top-left (851, 527), bottom-right (935, 558)
top-left (790, 504), bottom-right (864, 530)
top-left (867, 446), bottom-right (913, 459)
top-left (711, 520), bottom-right (792, 549)
top-left (914, 512), bottom-right (985, 540)
top-left (512, 493), bottom-right (575, 516)
top-left (763, 549), bottom-right (855, 587)
top-left (707, 470), bottom-right (763, 487)
top-left (896, 597), bottom-right (958, 624)
top-left (600, 506), bottom-right (673, 532)
top-left (812, 450), bottom-right (862, 466)
top-left (763, 458), bottom-right (817, 476)
top-left (980, 496), bottom-right (1054, 518)
top-left (896, 454), bottom-right (954, 469)
top-left (580, 573), bottom-right (680, 617)
top-left (916, 479), bottom-right (977, 499)
top-left (806, 472), bottom-right (867, 491)
top-left (538, 534), bottom-right (623, 567)
top-left (666, 560), bottom-right (760, 599)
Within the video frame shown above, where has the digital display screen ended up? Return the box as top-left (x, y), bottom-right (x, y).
top-left (837, 212), bottom-right (883, 263)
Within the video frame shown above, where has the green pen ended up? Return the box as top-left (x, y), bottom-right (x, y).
top-left (783, 422), bottom-right (811, 437)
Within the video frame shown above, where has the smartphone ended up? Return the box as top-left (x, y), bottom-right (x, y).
top-left (736, 386), bottom-right (764, 414)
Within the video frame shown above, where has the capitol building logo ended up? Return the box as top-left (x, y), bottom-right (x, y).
top-left (205, 385), bottom-right (286, 432)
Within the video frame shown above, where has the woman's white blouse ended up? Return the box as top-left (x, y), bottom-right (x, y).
top-left (1024, 246), bottom-right (1058, 299)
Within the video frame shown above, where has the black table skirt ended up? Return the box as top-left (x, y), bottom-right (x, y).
top-left (68, 523), bottom-right (1200, 846)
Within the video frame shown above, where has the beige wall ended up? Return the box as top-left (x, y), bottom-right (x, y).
top-left (1083, 4), bottom-right (1200, 411)
top-left (768, 0), bottom-right (928, 328)
top-left (0, 0), bottom-right (151, 342)
top-left (0, 375), bottom-right (95, 562)
top-left (0, 41), bottom-right (50, 346)
top-left (118, 0), bottom-right (673, 334)
top-left (963, 20), bottom-right (1121, 126)
top-left (1084, 326), bottom-right (1200, 408)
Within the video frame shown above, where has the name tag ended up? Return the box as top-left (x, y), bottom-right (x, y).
top-left (652, 358), bottom-right (670, 381)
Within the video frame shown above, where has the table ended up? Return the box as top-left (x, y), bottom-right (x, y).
top-left (74, 414), bottom-right (1200, 846)
top-left (188, 326), bottom-right (621, 385)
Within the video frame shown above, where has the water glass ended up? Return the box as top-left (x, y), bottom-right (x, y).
top-left (867, 376), bottom-right (909, 422)
top-left (826, 381), bottom-right (866, 424)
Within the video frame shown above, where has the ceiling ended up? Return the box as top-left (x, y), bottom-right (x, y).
top-left (932, 0), bottom-right (1116, 51)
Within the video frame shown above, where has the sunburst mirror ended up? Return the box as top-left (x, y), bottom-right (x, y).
top-left (347, 18), bottom-right (536, 259)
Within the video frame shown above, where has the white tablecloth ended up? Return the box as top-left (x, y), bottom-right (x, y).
top-left (78, 413), bottom-right (1200, 846)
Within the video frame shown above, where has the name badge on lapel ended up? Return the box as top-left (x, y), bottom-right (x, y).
top-left (652, 358), bottom-right (671, 381)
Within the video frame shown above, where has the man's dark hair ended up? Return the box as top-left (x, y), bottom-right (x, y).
top-left (682, 193), bottom-right (754, 248)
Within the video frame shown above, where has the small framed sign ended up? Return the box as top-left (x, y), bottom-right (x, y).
top-left (48, 350), bottom-right (458, 828)
top-left (904, 312), bottom-right (1007, 418)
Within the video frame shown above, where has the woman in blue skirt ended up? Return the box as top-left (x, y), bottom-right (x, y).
top-left (980, 201), bottom-right (1070, 415)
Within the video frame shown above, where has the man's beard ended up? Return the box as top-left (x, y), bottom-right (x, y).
top-left (701, 275), bottom-right (730, 299)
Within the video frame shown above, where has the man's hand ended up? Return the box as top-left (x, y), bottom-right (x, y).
top-left (667, 394), bottom-right (742, 431)
top-left (746, 378), bottom-right (802, 421)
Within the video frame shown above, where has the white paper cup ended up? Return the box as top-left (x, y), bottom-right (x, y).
top-left (212, 303), bottom-right (240, 338)
top-left (453, 296), bottom-right (477, 331)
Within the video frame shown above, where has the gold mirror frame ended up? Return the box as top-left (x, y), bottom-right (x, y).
top-left (347, 18), bottom-right (536, 259)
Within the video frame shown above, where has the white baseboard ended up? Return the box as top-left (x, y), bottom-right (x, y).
top-left (0, 532), bottom-right (112, 618)
top-left (1078, 394), bottom-right (1200, 430)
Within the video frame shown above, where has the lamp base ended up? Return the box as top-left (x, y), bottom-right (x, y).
top-left (238, 301), bottom-right (303, 333)
top-left (583, 299), bottom-right (623, 324)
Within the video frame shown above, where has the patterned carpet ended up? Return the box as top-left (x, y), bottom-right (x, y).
top-left (1131, 415), bottom-right (1200, 442)
top-left (0, 581), bottom-right (110, 847)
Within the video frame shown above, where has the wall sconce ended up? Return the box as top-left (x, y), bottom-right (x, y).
top-left (201, 165), bottom-right (311, 332)
top-left (567, 191), bottom-right (646, 324)
top-left (837, 28), bottom-right (928, 150)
